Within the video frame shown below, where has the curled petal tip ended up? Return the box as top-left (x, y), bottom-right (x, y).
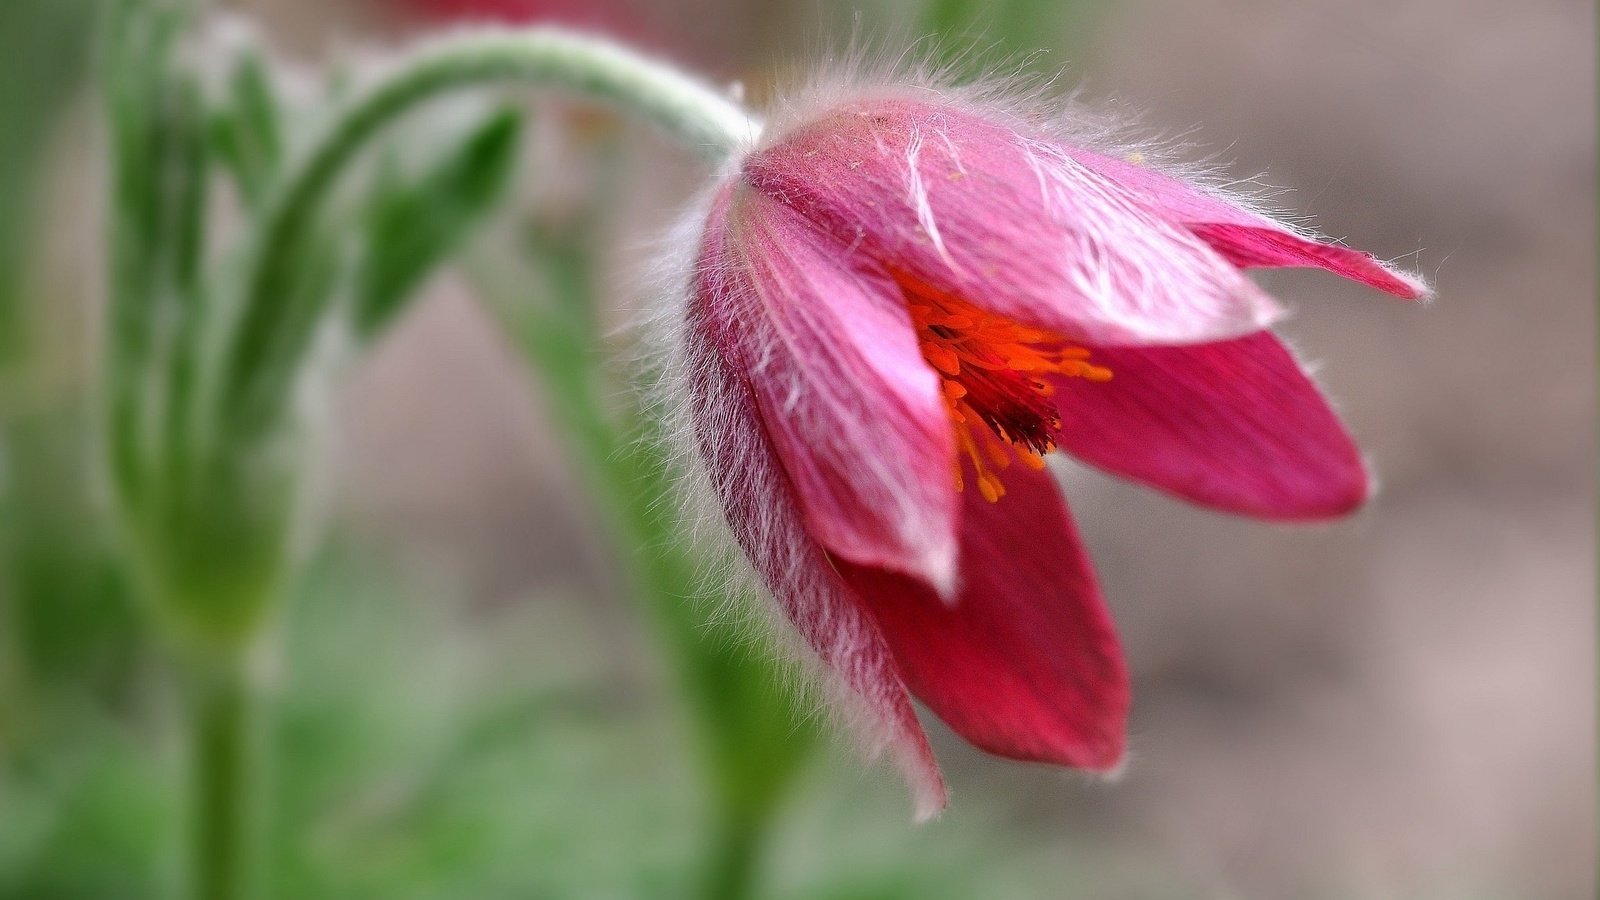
top-left (1388, 266), bottom-right (1434, 302)
top-left (1067, 148), bottom-right (1431, 304)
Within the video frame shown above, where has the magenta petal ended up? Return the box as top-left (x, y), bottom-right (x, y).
top-left (1049, 332), bottom-right (1369, 520)
top-left (838, 462), bottom-right (1130, 770)
top-left (746, 99), bottom-right (1281, 346)
top-left (1070, 148), bottom-right (1430, 300)
top-left (697, 186), bottom-right (960, 591)
top-left (683, 294), bottom-right (948, 818)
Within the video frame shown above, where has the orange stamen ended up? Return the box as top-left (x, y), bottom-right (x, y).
top-left (904, 277), bottom-right (1112, 502)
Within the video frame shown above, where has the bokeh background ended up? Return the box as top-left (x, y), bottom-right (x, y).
top-left (1, 0), bottom-right (1592, 897)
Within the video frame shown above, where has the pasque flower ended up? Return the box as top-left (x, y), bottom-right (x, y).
top-left (678, 87), bottom-right (1426, 817)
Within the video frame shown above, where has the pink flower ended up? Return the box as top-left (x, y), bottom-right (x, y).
top-left (394, 0), bottom-right (587, 23)
top-left (390, 0), bottom-right (644, 37)
top-left (679, 92), bottom-right (1425, 818)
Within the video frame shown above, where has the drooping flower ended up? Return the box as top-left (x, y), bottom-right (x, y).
top-left (675, 86), bottom-right (1425, 818)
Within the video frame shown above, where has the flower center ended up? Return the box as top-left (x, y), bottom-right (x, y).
top-left (903, 278), bottom-right (1111, 503)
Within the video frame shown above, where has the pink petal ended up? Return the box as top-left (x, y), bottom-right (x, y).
top-left (837, 461), bottom-right (1130, 770)
top-left (1049, 332), bottom-right (1369, 520)
top-left (745, 99), bottom-right (1282, 346)
top-left (697, 184), bottom-right (961, 592)
top-left (683, 287), bottom-right (948, 818)
top-left (1070, 148), bottom-right (1430, 300)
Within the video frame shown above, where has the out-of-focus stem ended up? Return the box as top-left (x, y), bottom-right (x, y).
top-left (137, 29), bottom-right (755, 895)
top-left (704, 807), bottom-right (763, 900)
top-left (493, 212), bottom-right (809, 898)
top-left (186, 650), bottom-right (258, 900)
top-left (222, 28), bottom-right (756, 429)
top-left (521, 315), bottom-right (792, 900)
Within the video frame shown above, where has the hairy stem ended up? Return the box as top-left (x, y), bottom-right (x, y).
top-left (221, 28), bottom-right (756, 430)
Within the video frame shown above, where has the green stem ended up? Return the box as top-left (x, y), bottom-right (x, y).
top-left (533, 337), bottom-right (791, 900)
top-left (187, 651), bottom-right (258, 900)
top-left (221, 28), bottom-right (756, 429)
top-left (493, 218), bottom-right (811, 899)
top-left (705, 808), bottom-right (764, 900)
top-left (149, 27), bottom-right (756, 900)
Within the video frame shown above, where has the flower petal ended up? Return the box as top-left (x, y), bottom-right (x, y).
top-left (699, 184), bottom-right (960, 591)
top-left (1048, 332), bottom-right (1369, 520)
top-left (837, 462), bottom-right (1130, 770)
top-left (745, 99), bottom-right (1281, 346)
top-left (1069, 148), bottom-right (1430, 300)
top-left (683, 287), bottom-right (948, 818)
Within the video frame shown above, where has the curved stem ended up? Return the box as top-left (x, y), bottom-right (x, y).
top-left (221, 28), bottom-right (757, 427)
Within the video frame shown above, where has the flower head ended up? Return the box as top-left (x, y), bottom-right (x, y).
top-left (673, 81), bottom-right (1425, 818)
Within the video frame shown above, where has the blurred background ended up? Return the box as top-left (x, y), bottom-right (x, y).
top-left (0, 0), bottom-right (1592, 897)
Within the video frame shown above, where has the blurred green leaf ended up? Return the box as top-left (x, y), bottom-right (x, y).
top-left (488, 136), bottom-right (821, 894)
top-left (0, 0), bottom-right (145, 767)
top-left (103, 0), bottom-right (214, 503)
top-left (204, 207), bottom-right (344, 442)
top-left (1, 544), bottom-right (1167, 899)
top-left (0, 710), bottom-right (176, 900)
top-left (98, 3), bottom-right (307, 652)
top-left (2, 411), bottom-right (142, 694)
top-left (354, 108), bottom-right (523, 338)
top-left (219, 105), bottom-right (524, 442)
top-left (0, 0), bottom-right (99, 371)
top-left (211, 49), bottom-right (285, 211)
